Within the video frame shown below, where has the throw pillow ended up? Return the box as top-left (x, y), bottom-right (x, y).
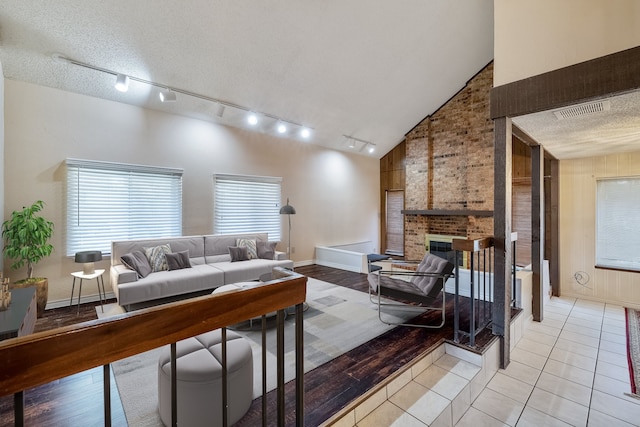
top-left (229, 246), bottom-right (249, 262)
top-left (144, 244), bottom-right (171, 272)
top-left (166, 250), bottom-right (192, 271)
top-left (236, 238), bottom-right (258, 259)
top-left (120, 250), bottom-right (152, 278)
top-left (257, 240), bottom-right (277, 260)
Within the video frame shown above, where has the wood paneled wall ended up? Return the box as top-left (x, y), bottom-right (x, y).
top-left (379, 141), bottom-right (406, 254)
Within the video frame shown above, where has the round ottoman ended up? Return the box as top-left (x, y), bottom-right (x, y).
top-left (157, 329), bottom-right (253, 427)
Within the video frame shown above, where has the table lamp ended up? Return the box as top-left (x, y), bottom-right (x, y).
top-left (75, 250), bottom-right (102, 275)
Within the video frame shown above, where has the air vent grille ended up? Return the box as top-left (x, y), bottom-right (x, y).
top-left (553, 100), bottom-right (611, 120)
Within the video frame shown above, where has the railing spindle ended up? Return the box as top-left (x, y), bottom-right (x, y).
top-left (103, 364), bottom-right (111, 427)
top-left (171, 342), bottom-right (177, 427)
top-left (296, 302), bottom-right (305, 426)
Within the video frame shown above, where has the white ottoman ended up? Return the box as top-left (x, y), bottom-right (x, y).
top-left (157, 329), bottom-right (253, 427)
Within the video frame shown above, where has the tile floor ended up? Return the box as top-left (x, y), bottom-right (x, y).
top-left (329, 296), bottom-right (640, 426)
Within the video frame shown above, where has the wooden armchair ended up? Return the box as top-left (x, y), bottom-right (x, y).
top-left (367, 252), bottom-right (454, 328)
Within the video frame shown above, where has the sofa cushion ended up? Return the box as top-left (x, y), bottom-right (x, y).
top-left (213, 258), bottom-right (294, 284)
top-left (117, 264), bottom-right (225, 306)
top-left (120, 250), bottom-right (152, 278)
top-left (111, 236), bottom-right (206, 267)
top-left (229, 246), bottom-right (249, 262)
top-left (204, 233), bottom-right (268, 262)
top-left (166, 250), bottom-right (192, 270)
top-left (256, 241), bottom-right (277, 260)
top-left (145, 244), bottom-right (172, 272)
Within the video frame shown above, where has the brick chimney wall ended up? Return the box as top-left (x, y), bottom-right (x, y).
top-left (404, 63), bottom-right (494, 260)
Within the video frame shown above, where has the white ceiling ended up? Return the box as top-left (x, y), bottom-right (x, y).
top-left (513, 90), bottom-right (640, 160)
top-left (0, 0), bottom-right (495, 158)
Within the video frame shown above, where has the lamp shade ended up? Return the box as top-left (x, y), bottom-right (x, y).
top-left (75, 250), bottom-right (102, 263)
top-left (279, 199), bottom-right (296, 215)
top-left (75, 250), bottom-right (102, 275)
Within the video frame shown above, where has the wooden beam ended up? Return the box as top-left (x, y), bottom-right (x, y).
top-left (493, 117), bottom-right (513, 369)
top-left (491, 45), bottom-right (640, 119)
top-left (402, 210), bottom-right (494, 217)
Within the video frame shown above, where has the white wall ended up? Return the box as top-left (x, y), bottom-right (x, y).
top-left (494, 0), bottom-right (640, 86)
top-left (3, 80), bottom-right (379, 304)
top-left (0, 60), bottom-right (4, 271)
top-left (559, 150), bottom-right (640, 309)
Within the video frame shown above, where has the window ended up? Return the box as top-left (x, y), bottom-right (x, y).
top-left (385, 190), bottom-right (404, 256)
top-left (213, 174), bottom-right (282, 241)
top-left (596, 176), bottom-right (640, 272)
top-left (66, 159), bottom-right (183, 256)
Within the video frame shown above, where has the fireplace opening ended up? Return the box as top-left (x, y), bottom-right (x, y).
top-left (425, 234), bottom-right (468, 269)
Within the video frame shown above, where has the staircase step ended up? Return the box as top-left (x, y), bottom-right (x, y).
top-left (323, 340), bottom-right (501, 427)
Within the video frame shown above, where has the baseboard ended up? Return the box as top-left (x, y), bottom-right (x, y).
top-left (293, 259), bottom-right (314, 268)
top-left (46, 291), bottom-right (116, 310)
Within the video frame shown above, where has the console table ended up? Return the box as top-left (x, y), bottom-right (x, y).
top-left (0, 287), bottom-right (37, 341)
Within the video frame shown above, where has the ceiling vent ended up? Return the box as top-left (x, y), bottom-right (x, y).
top-left (553, 100), bottom-right (611, 120)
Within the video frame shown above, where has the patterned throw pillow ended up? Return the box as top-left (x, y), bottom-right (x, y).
top-left (144, 244), bottom-right (171, 272)
top-left (236, 239), bottom-right (258, 259)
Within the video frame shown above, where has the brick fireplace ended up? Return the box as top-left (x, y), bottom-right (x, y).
top-left (394, 63), bottom-right (495, 260)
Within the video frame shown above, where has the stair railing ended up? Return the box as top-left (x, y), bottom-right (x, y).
top-left (0, 267), bottom-right (306, 427)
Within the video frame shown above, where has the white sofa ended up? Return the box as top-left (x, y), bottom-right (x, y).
top-left (110, 232), bottom-right (293, 308)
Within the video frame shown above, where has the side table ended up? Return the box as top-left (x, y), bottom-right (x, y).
top-left (0, 287), bottom-right (37, 341)
top-left (70, 269), bottom-right (106, 314)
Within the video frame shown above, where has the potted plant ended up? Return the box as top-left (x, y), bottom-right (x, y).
top-left (2, 200), bottom-right (54, 317)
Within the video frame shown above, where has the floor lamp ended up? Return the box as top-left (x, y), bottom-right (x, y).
top-left (280, 198), bottom-right (306, 312)
top-left (279, 198), bottom-right (296, 261)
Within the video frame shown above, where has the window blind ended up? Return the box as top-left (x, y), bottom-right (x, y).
top-left (385, 190), bottom-right (404, 256)
top-left (66, 159), bottom-right (183, 256)
top-left (213, 174), bottom-right (282, 241)
top-left (596, 176), bottom-right (640, 271)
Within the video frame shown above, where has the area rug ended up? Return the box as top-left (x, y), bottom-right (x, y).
top-left (103, 278), bottom-right (421, 426)
top-left (625, 307), bottom-right (640, 399)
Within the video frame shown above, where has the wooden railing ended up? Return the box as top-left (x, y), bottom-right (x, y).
top-left (452, 236), bottom-right (518, 347)
top-left (452, 237), bottom-right (495, 347)
top-left (0, 268), bottom-right (307, 426)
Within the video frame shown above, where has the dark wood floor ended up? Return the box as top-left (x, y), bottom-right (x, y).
top-left (0, 264), bottom-right (503, 426)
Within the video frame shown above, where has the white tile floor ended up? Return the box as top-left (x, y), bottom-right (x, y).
top-left (328, 297), bottom-right (640, 426)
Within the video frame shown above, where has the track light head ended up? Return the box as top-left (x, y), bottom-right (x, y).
top-left (277, 122), bottom-right (287, 134)
top-left (300, 127), bottom-right (311, 139)
top-left (159, 90), bottom-right (176, 102)
top-left (247, 113), bottom-right (258, 125)
top-left (115, 74), bottom-right (129, 92)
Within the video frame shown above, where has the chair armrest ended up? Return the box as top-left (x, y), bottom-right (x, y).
top-left (275, 250), bottom-right (288, 260)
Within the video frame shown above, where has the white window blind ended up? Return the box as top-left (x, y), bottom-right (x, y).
top-left (66, 159), bottom-right (183, 256)
top-left (213, 174), bottom-right (282, 241)
top-left (596, 176), bottom-right (640, 271)
top-left (385, 190), bottom-right (404, 256)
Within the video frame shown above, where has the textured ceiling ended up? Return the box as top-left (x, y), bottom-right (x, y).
top-left (0, 0), bottom-right (494, 158)
top-left (513, 90), bottom-right (640, 160)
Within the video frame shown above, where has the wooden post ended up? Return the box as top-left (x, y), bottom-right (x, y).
top-left (532, 145), bottom-right (545, 321)
top-left (549, 158), bottom-right (560, 296)
top-left (493, 116), bottom-right (513, 369)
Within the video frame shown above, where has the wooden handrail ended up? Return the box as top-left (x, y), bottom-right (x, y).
top-left (0, 271), bottom-right (307, 396)
top-left (452, 236), bottom-right (495, 252)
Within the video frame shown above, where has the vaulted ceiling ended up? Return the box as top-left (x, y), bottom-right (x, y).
top-left (0, 0), bottom-right (494, 158)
